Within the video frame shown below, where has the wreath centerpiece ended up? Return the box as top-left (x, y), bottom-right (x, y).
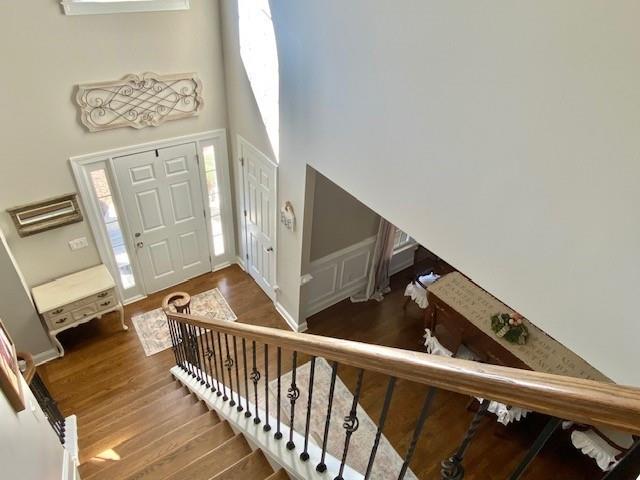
top-left (491, 313), bottom-right (528, 345)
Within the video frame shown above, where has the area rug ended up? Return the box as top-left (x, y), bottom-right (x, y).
top-left (132, 288), bottom-right (237, 356)
top-left (265, 358), bottom-right (418, 480)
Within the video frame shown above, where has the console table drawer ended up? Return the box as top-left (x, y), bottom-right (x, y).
top-left (46, 314), bottom-right (74, 330)
top-left (71, 303), bottom-right (98, 321)
top-left (96, 296), bottom-right (117, 311)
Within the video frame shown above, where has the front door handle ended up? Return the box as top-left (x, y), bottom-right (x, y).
top-left (136, 241), bottom-right (144, 248)
top-left (266, 247), bottom-right (273, 252)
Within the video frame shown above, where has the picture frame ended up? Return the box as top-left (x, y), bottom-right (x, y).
top-left (7, 193), bottom-right (83, 237)
top-left (0, 318), bottom-right (25, 412)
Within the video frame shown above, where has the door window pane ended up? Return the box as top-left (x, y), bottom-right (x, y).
top-left (213, 235), bottom-right (225, 256)
top-left (106, 221), bottom-right (124, 248)
top-left (90, 168), bottom-right (136, 289)
top-left (203, 145), bottom-right (226, 257)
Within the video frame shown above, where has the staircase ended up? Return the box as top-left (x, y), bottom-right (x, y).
top-left (62, 290), bottom-right (640, 480)
top-left (78, 377), bottom-right (289, 480)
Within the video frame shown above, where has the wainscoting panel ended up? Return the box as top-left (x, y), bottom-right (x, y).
top-left (305, 237), bottom-right (375, 317)
top-left (305, 237), bottom-right (419, 318)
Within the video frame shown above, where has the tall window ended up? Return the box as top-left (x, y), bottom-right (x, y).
top-left (203, 145), bottom-right (225, 256)
top-left (394, 229), bottom-right (414, 252)
top-left (89, 169), bottom-right (135, 289)
top-left (238, 0), bottom-right (279, 160)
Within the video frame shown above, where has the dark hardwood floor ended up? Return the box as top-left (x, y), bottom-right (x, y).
top-left (39, 263), bottom-right (600, 479)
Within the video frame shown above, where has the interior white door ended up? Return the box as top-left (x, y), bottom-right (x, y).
top-left (242, 144), bottom-right (276, 300)
top-left (114, 143), bottom-right (211, 293)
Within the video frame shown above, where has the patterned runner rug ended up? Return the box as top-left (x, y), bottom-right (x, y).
top-left (266, 357), bottom-right (417, 480)
top-left (132, 288), bottom-right (237, 356)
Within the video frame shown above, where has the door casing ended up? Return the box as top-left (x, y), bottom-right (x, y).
top-left (70, 130), bottom-right (235, 304)
top-left (236, 136), bottom-right (278, 301)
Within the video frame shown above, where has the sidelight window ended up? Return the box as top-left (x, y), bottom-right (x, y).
top-left (89, 169), bottom-right (136, 289)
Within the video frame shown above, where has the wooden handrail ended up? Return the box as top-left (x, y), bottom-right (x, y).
top-left (16, 351), bottom-right (36, 384)
top-left (166, 311), bottom-right (640, 435)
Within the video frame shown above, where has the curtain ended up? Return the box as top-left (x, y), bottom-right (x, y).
top-left (351, 219), bottom-right (397, 303)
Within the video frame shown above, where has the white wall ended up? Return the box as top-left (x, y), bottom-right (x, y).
top-left (0, 376), bottom-right (66, 480)
top-left (221, 0), bottom-right (308, 321)
top-left (0, 0), bottom-right (228, 288)
top-left (270, 1), bottom-right (640, 384)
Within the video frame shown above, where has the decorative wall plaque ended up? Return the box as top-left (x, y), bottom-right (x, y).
top-left (75, 72), bottom-right (203, 132)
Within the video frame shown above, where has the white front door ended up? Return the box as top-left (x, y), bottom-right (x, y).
top-left (114, 143), bottom-right (211, 293)
top-left (241, 141), bottom-right (277, 300)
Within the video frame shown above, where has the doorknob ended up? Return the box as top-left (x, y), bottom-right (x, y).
top-left (134, 232), bottom-right (141, 238)
top-left (136, 241), bottom-right (144, 248)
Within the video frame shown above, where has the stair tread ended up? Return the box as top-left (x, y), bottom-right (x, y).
top-left (122, 422), bottom-right (236, 480)
top-left (162, 433), bottom-right (252, 480)
top-left (80, 379), bottom-right (183, 426)
top-left (265, 469), bottom-right (291, 480)
top-left (80, 389), bottom-right (198, 463)
top-left (72, 371), bottom-right (176, 418)
top-left (80, 400), bottom-right (211, 477)
top-left (84, 411), bottom-right (220, 480)
top-left (210, 448), bottom-right (274, 480)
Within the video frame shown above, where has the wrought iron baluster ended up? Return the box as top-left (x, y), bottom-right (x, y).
top-left (192, 324), bottom-right (205, 383)
top-left (508, 418), bottom-right (561, 480)
top-left (398, 387), bottom-right (438, 480)
top-left (224, 334), bottom-right (236, 407)
top-left (300, 356), bottom-right (317, 461)
top-left (602, 439), bottom-right (640, 480)
top-left (364, 377), bottom-right (397, 480)
top-left (216, 332), bottom-right (228, 401)
top-left (186, 324), bottom-right (198, 378)
top-left (317, 361), bottom-right (339, 473)
top-left (232, 336), bottom-right (243, 412)
top-left (207, 330), bottom-right (222, 395)
top-left (196, 326), bottom-right (209, 387)
top-left (441, 399), bottom-right (489, 480)
top-left (173, 320), bottom-right (186, 370)
top-left (30, 373), bottom-right (66, 445)
top-left (250, 341), bottom-right (261, 424)
top-left (179, 324), bottom-right (193, 377)
top-left (202, 328), bottom-right (217, 392)
top-left (275, 347), bottom-right (283, 440)
top-left (263, 345), bottom-right (271, 431)
top-left (286, 351), bottom-right (300, 450)
top-left (166, 318), bottom-right (180, 365)
top-left (335, 369), bottom-right (365, 480)
top-left (242, 339), bottom-right (252, 418)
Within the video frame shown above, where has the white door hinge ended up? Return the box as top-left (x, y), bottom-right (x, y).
top-left (243, 210), bottom-right (247, 217)
top-left (240, 157), bottom-right (245, 166)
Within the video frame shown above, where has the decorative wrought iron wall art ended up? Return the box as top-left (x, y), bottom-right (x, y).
top-left (75, 72), bottom-right (203, 132)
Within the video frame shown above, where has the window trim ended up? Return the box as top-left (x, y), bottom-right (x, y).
top-left (61, 0), bottom-right (190, 16)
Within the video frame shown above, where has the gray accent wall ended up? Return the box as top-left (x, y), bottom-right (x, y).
top-left (310, 172), bottom-right (379, 261)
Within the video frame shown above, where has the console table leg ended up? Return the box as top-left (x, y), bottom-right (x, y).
top-left (50, 332), bottom-right (64, 357)
top-left (116, 305), bottom-right (128, 331)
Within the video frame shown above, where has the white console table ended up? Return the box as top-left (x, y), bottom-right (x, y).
top-left (32, 265), bottom-right (127, 356)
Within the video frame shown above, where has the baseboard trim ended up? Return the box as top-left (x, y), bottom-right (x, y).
top-left (306, 281), bottom-right (367, 318)
top-left (212, 261), bottom-right (232, 272)
top-left (235, 256), bottom-right (246, 271)
top-left (275, 302), bottom-right (307, 333)
top-left (33, 348), bottom-right (60, 365)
